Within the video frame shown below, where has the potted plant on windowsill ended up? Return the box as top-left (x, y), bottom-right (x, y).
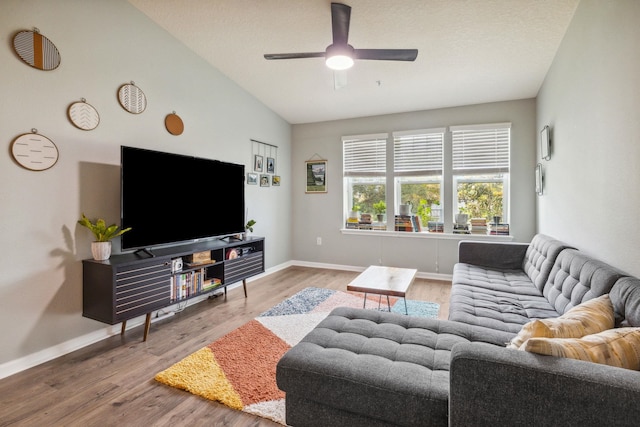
top-left (78, 213), bottom-right (132, 260)
top-left (373, 201), bottom-right (386, 222)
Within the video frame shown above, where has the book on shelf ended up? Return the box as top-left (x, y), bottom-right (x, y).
top-left (490, 223), bottom-right (510, 235)
top-left (395, 215), bottom-right (413, 232)
top-left (453, 224), bottom-right (470, 234)
top-left (427, 221), bottom-right (444, 233)
top-left (202, 277), bottom-right (222, 291)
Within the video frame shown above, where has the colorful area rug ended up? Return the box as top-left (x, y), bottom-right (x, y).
top-left (154, 287), bottom-right (439, 425)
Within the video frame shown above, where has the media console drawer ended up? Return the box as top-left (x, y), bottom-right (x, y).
top-left (224, 252), bottom-right (264, 284)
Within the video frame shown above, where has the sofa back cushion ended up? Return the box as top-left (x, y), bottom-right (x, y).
top-left (542, 249), bottom-right (625, 315)
top-left (610, 277), bottom-right (640, 327)
top-left (521, 234), bottom-right (571, 290)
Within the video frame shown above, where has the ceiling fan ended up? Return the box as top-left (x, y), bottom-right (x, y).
top-left (264, 2), bottom-right (418, 71)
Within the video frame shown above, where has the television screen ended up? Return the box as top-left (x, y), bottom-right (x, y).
top-left (121, 146), bottom-right (245, 251)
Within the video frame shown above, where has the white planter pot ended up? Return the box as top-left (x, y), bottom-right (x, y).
top-left (91, 241), bottom-right (112, 261)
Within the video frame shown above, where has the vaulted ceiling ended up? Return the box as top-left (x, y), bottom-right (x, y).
top-left (128, 0), bottom-right (579, 124)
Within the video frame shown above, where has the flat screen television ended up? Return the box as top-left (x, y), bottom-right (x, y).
top-left (120, 146), bottom-right (245, 251)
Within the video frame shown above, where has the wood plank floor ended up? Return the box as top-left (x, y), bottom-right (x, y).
top-left (0, 266), bottom-right (451, 427)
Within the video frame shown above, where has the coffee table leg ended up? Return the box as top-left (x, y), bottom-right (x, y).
top-left (404, 297), bottom-right (408, 315)
top-left (363, 293), bottom-right (368, 309)
top-left (386, 295), bottom-right (391, 311)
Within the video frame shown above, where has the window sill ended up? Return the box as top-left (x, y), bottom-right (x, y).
top-left (340, 228), bottom-right (514, 241)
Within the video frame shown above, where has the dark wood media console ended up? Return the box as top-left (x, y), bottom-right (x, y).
top-left (82, 236), bottom-right (264, 340)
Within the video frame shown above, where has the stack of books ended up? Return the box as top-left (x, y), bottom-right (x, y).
top-left (453, 224), bottom-right (470, 234)
top-left (345, 215), bottom-right (359, 229)
top-left (490, 223), bottom-right (510, 235)
top-left (470, 218), bottom-right (488, 234)
top-left (427, 221), bottom-right (444, 233)
top-left (202, 277), bottom-right (222, 291)
top-left (359, 213), bottom-right (373, 229)
top-left (395, 215), bottom-right (413, 232)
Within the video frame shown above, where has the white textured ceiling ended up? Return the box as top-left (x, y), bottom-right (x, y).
top-left (127, 0), bottom-right (579, 124)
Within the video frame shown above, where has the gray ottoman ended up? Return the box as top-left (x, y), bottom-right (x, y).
top-left (276, 307), bottom-right (512, 427)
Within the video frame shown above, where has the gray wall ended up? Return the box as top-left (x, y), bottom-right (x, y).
top-left (537, 0), bottom-right (640, 276)
top-left (291, 99), bottom-right (537, 275)
top-left (0, 0), bottom-right (291, 372)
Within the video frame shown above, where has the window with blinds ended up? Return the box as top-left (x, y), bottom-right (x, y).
top-left (393, 129), bottom-right (444, 176)
top-left (451, 123), bottom-right (510, 175)
top-left (342, 133), bottom-right (388, 177)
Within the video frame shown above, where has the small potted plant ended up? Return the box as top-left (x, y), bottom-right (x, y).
top-left (244, 219), bottom-right (256, 239)
top-left (373, 201), bottom-right (386, 222)
top-left (78, 213), bottom-right (132, 260)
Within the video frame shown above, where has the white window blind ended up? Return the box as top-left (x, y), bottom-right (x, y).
top-left (343, 133), bottom-right (388, 177)
top-left (451, 123), bottom-right (511, 175)
top-left (393, 129), bottom-right (444, 177)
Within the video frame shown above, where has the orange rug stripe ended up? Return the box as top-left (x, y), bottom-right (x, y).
top-left (208, 320), bottom-right (290, 405)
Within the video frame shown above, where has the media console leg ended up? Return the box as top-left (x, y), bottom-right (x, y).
top-left (121, 321), bottom-right (127, 336)
top-left (143, 313), bottom-right (152, 341)
top-left (243, 279), bottom-right (247, 298)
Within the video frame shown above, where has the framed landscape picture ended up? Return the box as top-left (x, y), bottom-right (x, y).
top-left (305, 160), bottom-right (327, 193)
top-left (247, 173), bottom-right (258, 185)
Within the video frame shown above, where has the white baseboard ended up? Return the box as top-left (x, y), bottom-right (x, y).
top-left (0, 261), bottom-right (450, 380)
top-left (289, 260), bottom-right (453, 282)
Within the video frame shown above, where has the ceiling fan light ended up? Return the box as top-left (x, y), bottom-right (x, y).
top-left (325, 43), bottom-right (354, 70)
top-left (326, 54), bottom-right (354, 70)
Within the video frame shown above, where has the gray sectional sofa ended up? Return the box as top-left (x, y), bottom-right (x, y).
top-left (276, 234), bottom-right (640, 426)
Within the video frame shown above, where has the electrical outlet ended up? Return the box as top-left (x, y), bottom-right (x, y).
top-left (316, 237), bottom-right (322, 245)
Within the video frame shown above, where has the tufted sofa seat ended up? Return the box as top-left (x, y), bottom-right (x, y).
top-left (276, 306), bottom-right (513, 427)
top-left (449, 235), bottom-right (625, 333)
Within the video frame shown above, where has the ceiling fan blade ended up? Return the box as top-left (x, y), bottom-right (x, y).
top-left (354, 49), bottom-right (418, 61)
top-left (331, 3), bottom-right (351, 45)
top-left (334, 70), bottom-right (348, 90)
top-left (264, 52), bottom-right (325, 60)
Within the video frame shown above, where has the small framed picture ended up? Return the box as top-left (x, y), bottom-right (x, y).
top-left (260, 174), bottom-right (270, 187)
top-left (254, 154), bottom-right (263, 172)
top-left (267, 157), bottom-right (275, 173)
top-left (305, 160), bottom-right (327, 193)
top-left (272, 175), bottom-right (281, 186)
top-left (247, 173), bottom-right (258, 185)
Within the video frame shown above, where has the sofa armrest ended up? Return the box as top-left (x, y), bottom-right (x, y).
top-left (450, 342), bottom-right (640, 426)
top-left (458, 240), bottom-right (529, 270)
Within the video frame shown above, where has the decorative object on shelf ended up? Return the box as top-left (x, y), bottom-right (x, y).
top-left (260, 174), bottom-right (270, 187)
top-left (540, 125), bottom-right (551, 160)
top-left (68, 98), bottom-right (100, 130)
top-left (226, 248), bottom-right (239, 260)
top-left (165, 111), bottom-right (184, 135)
top-left (245, 219), bottom-right (256, 233)
top-left (254, 154), bottom-right (263, 172)
top-left (536, 162), bottom-right (544, 195)
top-left (117, 81), bottom-right (147, 114)
top-left (77, 213), bottom-right (132, 260)
top-left (12, 28), bottom-right (61, 71)
top-left (399, 202), bottom-right (412, 216)
top-left (272, 175), bottom-right (281, 186)
top-left (11, 129), bottom-right (59, 171)
top-left (247, 173), bottom-right (258, 185)
top-left (305, 154), bottom-right (327, 193)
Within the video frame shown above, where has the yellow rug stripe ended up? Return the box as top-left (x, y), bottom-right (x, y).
top-left (154, 347), bottom-right (243, 410)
